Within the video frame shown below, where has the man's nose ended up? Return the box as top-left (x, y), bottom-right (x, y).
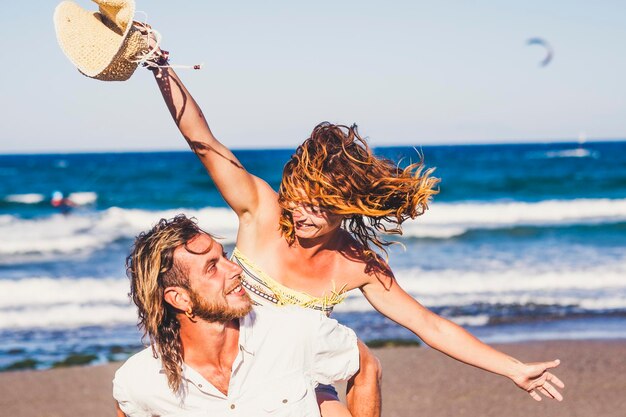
top-left (226, 258), bottom-right (243, 278)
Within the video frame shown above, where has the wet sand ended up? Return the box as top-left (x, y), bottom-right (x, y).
top-left (1, 340), bottom-right (624, 417)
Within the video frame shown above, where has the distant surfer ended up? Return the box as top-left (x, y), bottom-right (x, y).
top-left (50, 191), bottom-right (75, 215)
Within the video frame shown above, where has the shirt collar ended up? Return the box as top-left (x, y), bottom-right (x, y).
top-left (238, 309), bottom-right (256, 355)
top-left (157, 310), bottom-right (257, 376)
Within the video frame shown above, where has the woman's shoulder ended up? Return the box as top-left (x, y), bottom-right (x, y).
top-left (334, 230), bottom-right (394, 284)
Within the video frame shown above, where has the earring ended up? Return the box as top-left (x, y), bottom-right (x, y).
top-left (184, 307), bottom-right (195, 320)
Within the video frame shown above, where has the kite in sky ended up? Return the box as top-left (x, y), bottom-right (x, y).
top-left (527, 37), bottom-right (554, 67)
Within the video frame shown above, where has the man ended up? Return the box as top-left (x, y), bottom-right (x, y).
top-left (114, 215), bottom-right (372, 416)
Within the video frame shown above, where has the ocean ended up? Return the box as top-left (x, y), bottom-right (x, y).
top-left (1, 141), bottom-right (625, 370)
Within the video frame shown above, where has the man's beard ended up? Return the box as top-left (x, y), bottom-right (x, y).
top-left (188, 287), bottom-right (252, 323)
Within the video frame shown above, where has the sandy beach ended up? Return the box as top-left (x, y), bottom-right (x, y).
top-left (1, 339), bottom-right (624, 417)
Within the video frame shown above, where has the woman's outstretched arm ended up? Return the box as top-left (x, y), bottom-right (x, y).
top-left (360, 271), bottom-right (565, 402)
top-left (149, 62), bottom-right (272, 221)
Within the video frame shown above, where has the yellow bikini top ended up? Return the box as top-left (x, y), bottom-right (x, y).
top-left (231, 247), bottom-right (347, 316)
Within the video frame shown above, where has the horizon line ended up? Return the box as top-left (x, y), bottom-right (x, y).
top-left (1, 137), bottom-right (624, 156)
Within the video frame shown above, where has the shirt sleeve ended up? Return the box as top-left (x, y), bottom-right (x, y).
top-left (113, 368), bottom-right (149, 417)
top-left (309, 314), bottom-right (359, 385)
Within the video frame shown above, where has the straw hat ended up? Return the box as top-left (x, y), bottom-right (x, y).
top-left (53, 0), bottom-right (149, 81)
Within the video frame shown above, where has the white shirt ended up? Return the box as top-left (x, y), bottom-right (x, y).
top-left (113, 305), bottom-right (359, 417)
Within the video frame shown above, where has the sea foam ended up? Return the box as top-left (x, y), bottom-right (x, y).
top-left (4, 193), bottom-right (46, 204)
top-left (2, 199), bottom-right (625, 258)
top-left (0, 207), bottom-right (238, 257)
top-left (3, 262), bottom-right (626, 331)
top-left (402, 198), bottom-right (626, 238)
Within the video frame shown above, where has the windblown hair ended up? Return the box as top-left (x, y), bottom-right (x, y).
top-left (278, 122), bottom-right (440, 256)
top-left (126, 215), bottom-right (210, 394)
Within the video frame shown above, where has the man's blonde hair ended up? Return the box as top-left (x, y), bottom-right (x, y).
top-left (126, 214), bottom-right (211, 394)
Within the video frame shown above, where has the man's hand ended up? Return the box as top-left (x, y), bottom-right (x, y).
top-left (511, 359), bottom-right (565, 401)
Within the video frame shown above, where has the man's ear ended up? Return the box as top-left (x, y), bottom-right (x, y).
top-left (164, 287), bottom-right (191, 311)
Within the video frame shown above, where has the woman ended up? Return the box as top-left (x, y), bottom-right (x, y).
top-left (145, 46), bottom-right (564, 417)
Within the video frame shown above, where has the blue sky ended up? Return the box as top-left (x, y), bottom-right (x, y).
top-left (1, 0), bottom-right (624, 153)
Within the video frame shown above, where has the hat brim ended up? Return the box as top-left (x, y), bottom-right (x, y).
top-left (54, 1), bottom-right (147, 81)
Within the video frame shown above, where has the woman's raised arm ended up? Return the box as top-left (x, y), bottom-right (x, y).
top-left (150, 62), bottom-right (270, 220)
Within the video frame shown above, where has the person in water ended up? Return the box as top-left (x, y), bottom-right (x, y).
top-left (144, 43), bottom-right (565, 416)
top-left (50, 191), bottom-right (75, 215)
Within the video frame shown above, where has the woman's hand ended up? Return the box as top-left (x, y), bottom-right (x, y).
top-left (510, 359), bottom-right (565, 401)
top-left (360, 275), bottom-right (567, 402)
top-left (133, 22), bottom-right (168, 74)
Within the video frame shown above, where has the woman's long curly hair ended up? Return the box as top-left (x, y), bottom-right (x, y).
top-left (278, 122), bottom-right (440, 257)
top-left (126, 215), bottom-right (209, 394)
